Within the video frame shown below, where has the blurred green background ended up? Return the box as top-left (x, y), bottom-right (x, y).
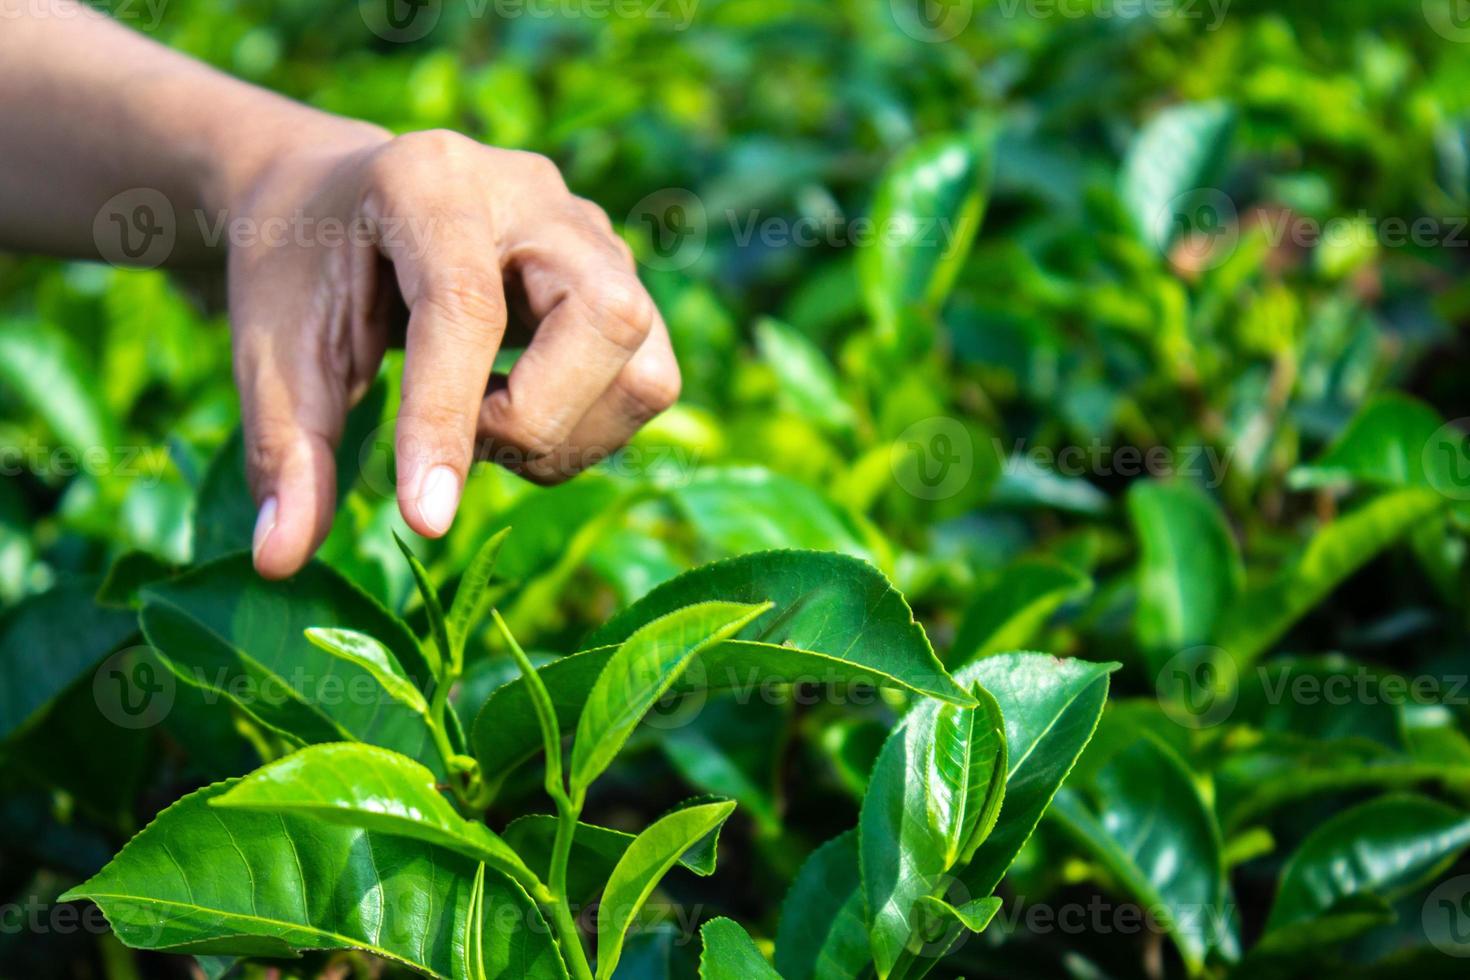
top-left (6, 0), bottom-right (1470, 977)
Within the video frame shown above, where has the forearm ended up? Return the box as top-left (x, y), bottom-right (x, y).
top-left (0, 0), bottom-right (384, 264)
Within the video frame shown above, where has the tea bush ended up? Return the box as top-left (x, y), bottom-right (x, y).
top-left (4, 1), bottom-right (1470, 978)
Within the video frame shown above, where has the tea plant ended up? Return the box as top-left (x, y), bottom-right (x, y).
top-left (54, 530), bottom-right (1113, 979)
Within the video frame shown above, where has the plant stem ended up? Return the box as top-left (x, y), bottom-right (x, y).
top-left (548, 791), bottom-right (594, 980)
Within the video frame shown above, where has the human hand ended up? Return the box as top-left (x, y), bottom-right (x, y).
top-left (228, 128), bottom-right (679, 579)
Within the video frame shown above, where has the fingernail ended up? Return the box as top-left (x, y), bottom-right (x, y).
top-left (252, 496), bottom-right (278, 564)
top-left (417, 465), bottom-right (461, 535)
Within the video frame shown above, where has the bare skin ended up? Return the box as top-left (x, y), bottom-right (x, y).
top-left (0, 0), bottom-right (680, 579)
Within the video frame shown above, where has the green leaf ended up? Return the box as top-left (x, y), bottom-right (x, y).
top-left (395, 531), bottom-right (451, 680)
top-left (139, 555), bottom-right (435, 768)
top-left (212, 743), bottom-right (537, 890)
top-left (699, 918), bottom-right (780, 980)
top-left (0, 580), bottom-right (137, 742)
top-left (858, 130), bottom-right (994, 350)
top-left (588, 550), bottom-right (971, 706)
top-left (754, 317), bottom-right (854, 432)
top-left (470, 635), bottom-right (977, 795)
top-left (95, 550), bottom-right (177, 609)
top-left (914, 895), bottom-right (1002, 934)
top-left (860, 682), bottom-right (1005, 977)
top-left (1120, 101), bottom-right (1236, 251)
top-left (61, 780), bottom-right (565, 978)
top-left (1288, 393), bottom-right (1449, 491)
top-left (194, 379), bottom-right (386, 563)
top-left (595, 800), bottom-right (738, 980)
top-left (671, 469), bottom-right (880, 564)
top-left (448, 527), bottom-right (512, 659)
top-left (958, 654), bottom-right (1117, 897)
top-left (774, 831), bottom-right (869, 980)
top-left (950, 559), bottom-right (1091, 666)
top-left (1264, 794), bottom-right (1470, 934)
top-left (1127, 481), bottom-right (1242, 670)
top-left (1049, 721), bottom-right (1234, 973)
top-left (569, 602), bottom-right (771, 803)
top-left (494, 608), bottom-right (566, 795)
top-left (1246, 895), bottom-right (1396, 964)
top-left (502, 810), bottom-right (714, 906)
top-left (1213, 488), bottom-right (1444, 666)
top-left (463, 863), bottom-right (490, 980)
top-left (0, 317), bottom-right (112, 452)
top-left (304, 628), bottom-right (429, 716)
top-left (474, 552), bottom-right (975, 795)
top-left (1219, 750), bottom-right (1470, 833)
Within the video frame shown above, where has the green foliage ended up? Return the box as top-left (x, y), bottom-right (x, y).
top-left (6, 3), bottom-right (1470, 977)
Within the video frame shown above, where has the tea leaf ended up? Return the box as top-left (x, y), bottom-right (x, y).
top-left (1050, 721), bottom-right (1235, 973)
top-left (1128, 480), bottom-right (1242, 671)
top-left (588, 550), bottom-right (971, 705)
top-left (958, 654), bottom-right (1117, 897)
top-left (304, 627), bottom-right (428, 716)
top-left (139, 556), bottom-right (436, 769)
top-left (569, 602), bottom-right (770, 802)
top-left (503, 810), bottom-right (713, 906)
top-left (698, 918), bottom-right (780, 979)
top-left (61, 780), bottom-right (565, 978)
top-left (858, 131), bottom-right (993, 351)
top-left (1120, 101), bottom-right (1235, 251)
top-left (951, 559), bottom-right (1091, 666)
top-left (1213, 488), bottom-right (1444, 666)
top-left (774, 831), bottom-right (869, 980)
top-left (860, 683), bottom-right (1004, 977)
top-left (1264, 794), bottom-right (1470, 934)
top-left (395, 531), bottom-right (451, 680)
top-left (447, 526), bottom-right (512, 659)
top-left (595, 800), bottom-right (737, 980)
top-left (213, 743), bottom-right (537, 890)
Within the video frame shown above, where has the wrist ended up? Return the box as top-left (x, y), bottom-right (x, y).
top-left (202, 107), bottom-right (390, 224)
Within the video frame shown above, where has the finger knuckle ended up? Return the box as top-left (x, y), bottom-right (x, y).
top-left (425, 274), bottom-right (507, 335)
top-left (509, 150), bottom-right (565, 188)
top-left (485, 403), bottom-right (565, 461)
top-left (619, 357), bottom-right (682, 419)
top-left (395, 128), bottom-right (474, 164)
top-left (365, 131), bottom-right (477, 211)
top-left (588, 278), bottom-right (655, 352)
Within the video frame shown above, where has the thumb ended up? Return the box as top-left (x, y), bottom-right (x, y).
top-left (233, 327), bottom-right (348, 581)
